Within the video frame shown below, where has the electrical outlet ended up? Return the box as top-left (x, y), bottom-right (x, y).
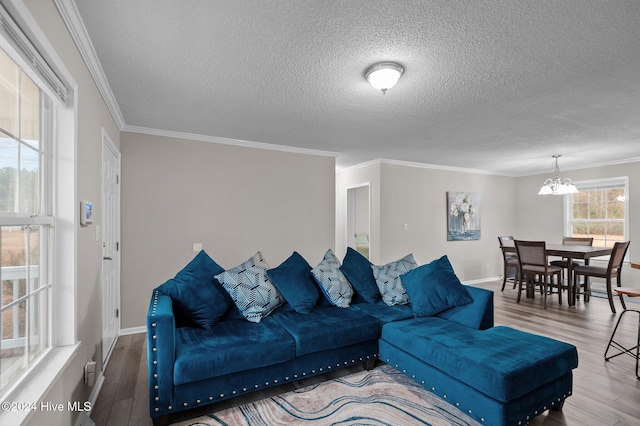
top-left (84, 359), bottom-right (96, 387)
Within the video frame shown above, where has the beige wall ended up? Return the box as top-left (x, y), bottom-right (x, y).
top-left (24, 0), bottom-right (121, 425)
top-left (516, 161), bottom-right (640, 285)
top-left (120, 133), bottom-right (336, 329)
top-left (337, 160), bottom-right (639, 286)
top-left (337, 161), bottom-right (518, 281)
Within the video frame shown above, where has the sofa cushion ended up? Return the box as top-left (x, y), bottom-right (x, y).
top-left (311, 249), bottom-right (354, 308)
top-left (156, 250), bottom-right (232, 329)
top-left (174, 316), bottom-right (295, 385)
top-left (372, 253), bottom-right (417, 306)
top-left (381, 317), bottom-right (578, 402)
top-left (401, 255), bottom-right (473, 317)
top-left (267, 251), bottom-right (320, 314)
top-left (272, 305), bottom-right (381, 356)
top-left (340, 247), bottom-right (379, 304)
top-left (351, 301), bottom-right (415, 324)
top-left (215, 251), bottom-right (284, 323)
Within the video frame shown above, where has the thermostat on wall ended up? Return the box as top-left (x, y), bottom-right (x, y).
top-left (80, 200), bottom-right (93, 226)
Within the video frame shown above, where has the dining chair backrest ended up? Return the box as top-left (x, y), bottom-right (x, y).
top-left (607, 241), bottom-right (631, 274)
top-left (498, 236), bottom-right (514, 247)
top-left (562, 236), bottom-right (594, 246)
top-left (514, 240), bottom-right (547, 267)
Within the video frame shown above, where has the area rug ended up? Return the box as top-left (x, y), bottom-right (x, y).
top-left (171, 364), bottom-right (481, 425)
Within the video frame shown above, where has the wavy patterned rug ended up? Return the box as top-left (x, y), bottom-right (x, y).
top-left (171, 364), bottom-right (481, 425)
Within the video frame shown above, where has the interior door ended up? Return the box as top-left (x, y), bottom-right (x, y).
top-left (102, 132), bottom-right (120, 367)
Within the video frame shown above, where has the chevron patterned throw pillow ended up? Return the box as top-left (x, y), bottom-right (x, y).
top-left (372, 254), bottom-right (418, 306)
top-left (215, 251), bottom-right (284, 323)
top-left (311, 249), bottom-right (354, 308)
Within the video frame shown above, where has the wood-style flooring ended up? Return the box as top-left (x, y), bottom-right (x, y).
top-left (91, 280), bottom-right (640, 425)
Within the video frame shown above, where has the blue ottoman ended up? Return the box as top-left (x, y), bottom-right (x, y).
top-left (379, 317), bottom-right (578, 425)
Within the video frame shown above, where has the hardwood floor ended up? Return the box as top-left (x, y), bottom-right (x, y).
top-left (91, 280), bottom-right (640, 425)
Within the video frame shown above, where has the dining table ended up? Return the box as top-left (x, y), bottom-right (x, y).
top-left (501, 241), bottom-right (612, 306)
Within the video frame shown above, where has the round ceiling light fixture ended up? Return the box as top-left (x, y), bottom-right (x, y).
top-left (365, 62), bottom-right (404, 94)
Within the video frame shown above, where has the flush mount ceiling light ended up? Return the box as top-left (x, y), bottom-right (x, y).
top-left (538, 155), bottom-right (579, 195)
top-left (365, 62), bottom-right (404, 94)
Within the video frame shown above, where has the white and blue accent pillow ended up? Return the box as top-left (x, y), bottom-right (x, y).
top-left (372, 253), bottom-right (418, 306)
top-left (311, 249), bottom-right (354, 308)
top-left (215, 252), bottom-right (284, 323)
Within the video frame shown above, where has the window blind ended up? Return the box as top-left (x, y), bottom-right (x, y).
top-left (0, 3), bottom-right (68, 103)
top-left (574, 177), bottom-right (627, 191)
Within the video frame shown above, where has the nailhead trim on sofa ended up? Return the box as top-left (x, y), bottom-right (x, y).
top-left (149, 293), bottom-right (380, 416)
top-left (383, 356), bottom-right (571, 425)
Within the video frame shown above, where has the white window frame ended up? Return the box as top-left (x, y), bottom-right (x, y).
top-left (563, 176), bottom-right (629, 259)
top-left (0, 62), bottom-right (55, 393)
top-left (0, 1), bottom-right (78, 423)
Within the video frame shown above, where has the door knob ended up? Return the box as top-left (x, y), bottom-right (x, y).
top-left (103, 256), bottom-right (113, 261)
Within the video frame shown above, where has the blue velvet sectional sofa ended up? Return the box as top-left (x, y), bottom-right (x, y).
top-left (147, 249), bottom-right (577, 426)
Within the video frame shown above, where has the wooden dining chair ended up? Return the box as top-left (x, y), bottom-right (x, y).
top-left (550, 236), bottom-right (594, 299)
top-left (550, 236), bottom-right (594, 270)
top-left (515, 240), bottom-right (563, 308)
top-left (498, 236), bottom-right (520, 291)
top-left (572, 241), bottom-right (631, 314)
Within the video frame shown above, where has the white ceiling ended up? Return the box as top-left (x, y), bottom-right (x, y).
top-left (66, 0), bottom-right (640, 175)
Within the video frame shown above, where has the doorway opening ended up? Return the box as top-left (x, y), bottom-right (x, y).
top-left (346, 183), bottom-right (371, 260)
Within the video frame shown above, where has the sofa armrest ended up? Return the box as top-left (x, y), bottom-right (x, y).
top-left (435, 285), bottom-right (494, 330)
top-left (147, 289), bottom-right (176, 417)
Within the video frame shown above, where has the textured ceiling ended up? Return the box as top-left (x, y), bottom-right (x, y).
top-left (68, 0), bottom-right (640, 175)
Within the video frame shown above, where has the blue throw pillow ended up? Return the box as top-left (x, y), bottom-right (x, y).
top-left (401, 255), bottom-right (473, 317)
top-left (156, 250), bottom-right (232, 329)
top-left (215, 251), bottom-right (284, 323)
top-left (340, 247), bottom-right (379, 304)
top-left (311, 249), bottom-right (354, 308)
top-left (372, 253), bottom-right (417, 306)
top-left (267, 251), bottom-right (320, 314)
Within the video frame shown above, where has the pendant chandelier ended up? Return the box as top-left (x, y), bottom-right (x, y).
top-left (538, 155), bottom-right (579, 195)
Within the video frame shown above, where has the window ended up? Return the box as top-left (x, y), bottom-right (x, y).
top-left (0, 4), bottom-right (75, 418)
top-left (0, 46), bottom-right (53, 396)
top-left (565, 177), bottom-right (628, 249)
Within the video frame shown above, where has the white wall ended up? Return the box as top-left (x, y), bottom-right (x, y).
top-left (120, 132), bottom-right (336, 329)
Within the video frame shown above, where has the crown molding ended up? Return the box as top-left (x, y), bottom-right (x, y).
top-left (338, 158), bottom-right (516, 177)
top-left (339, 156), bottom-right (640, 177)
top-left (380, 158), bottom-right (517, 176)
top-left (535, 157), bottom-right (640, 176)
top-left (54, 0), bottom-right (126, 128)
top-left (122, 125), bottom-right (340, 158)
top-left (335, 159), bottom-right (383, 174)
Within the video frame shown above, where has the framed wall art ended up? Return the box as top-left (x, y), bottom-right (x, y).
top-left (447, 192), bottom-right (481, 241)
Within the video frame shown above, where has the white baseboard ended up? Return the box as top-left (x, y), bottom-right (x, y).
top-left (74, 372), bottom-right (104, 426)
top-left (120, 326), bottom-right (146, 336)
top-left (463, 276), bottom-right (500, 285)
